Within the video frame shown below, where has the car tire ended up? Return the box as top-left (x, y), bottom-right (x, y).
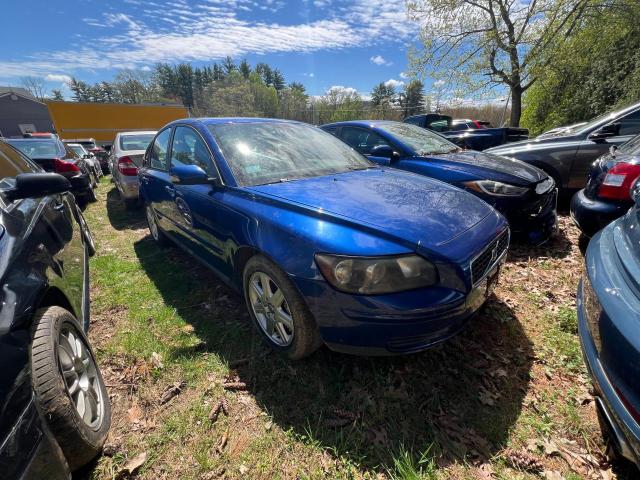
top-left (85, 187), bottom-right (97, 203)
top-left (30, 306), bottom-right (111, 471)
top-left (145, 204), bottom-right (170, 245)
top-left (124, 198), bottom-right (139, 210)
top-left (243, 255), bottom-right (322, 360)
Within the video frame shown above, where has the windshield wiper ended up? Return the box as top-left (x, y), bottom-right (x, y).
top-left (258, 178), bottom-right (290, 185)
top-left (346, 165), bottom-right (376, 171)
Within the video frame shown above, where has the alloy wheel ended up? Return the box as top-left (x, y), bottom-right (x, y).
top-left (248, 272), bottom-right (294, 346)
top-left (57, 326), bottom-right (105, 430)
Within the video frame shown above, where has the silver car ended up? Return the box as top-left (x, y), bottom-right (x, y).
top-left (67, 143), bottom-right (103, 180)
top-left (109, 131), bottom-right (156, 209)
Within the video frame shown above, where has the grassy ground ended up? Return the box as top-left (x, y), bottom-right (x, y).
top-left (79, 179), bottom-right (634, 480)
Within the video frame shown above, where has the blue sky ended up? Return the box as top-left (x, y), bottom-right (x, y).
top-left (0, 0), bottom-right (419, 98)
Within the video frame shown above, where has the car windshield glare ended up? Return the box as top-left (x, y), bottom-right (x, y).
top-left (119, 134), bottom-right (156, 151)
top-left (208, 122), bottom-right (373, 186)
top-left (380, 122), bottom-right (458, 155)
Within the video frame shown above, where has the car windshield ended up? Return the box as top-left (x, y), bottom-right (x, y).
top-left (5, 139), bottom-right (59, 158)
top-left (119, 134), bottom-right (156, 151)
top-left (208, 122), bottom-right (374, 186)
top-left (618, 134), bottom-right (640, 154)
top-left (379, 122), bottom-right (459, 155)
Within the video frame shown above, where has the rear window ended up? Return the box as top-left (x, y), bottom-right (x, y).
top-left (5, 139), bottom-right (61, 159)
top-left (119, 134), bottom-right (155, 151)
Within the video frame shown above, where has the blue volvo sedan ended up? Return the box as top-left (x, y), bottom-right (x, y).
top-left (322, 121), bottom-right (557, 244)
top-left (578, 181), bottom-right (640, 468)
top-left (139, 118), bottom-right (509, 358)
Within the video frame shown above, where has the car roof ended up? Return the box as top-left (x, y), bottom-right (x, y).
top-left (321, 120), bottom-right (403, 129)
top-left (5, 137), bottom-right (57, 143)
top-left (168, 117), bottom-right (304, 128)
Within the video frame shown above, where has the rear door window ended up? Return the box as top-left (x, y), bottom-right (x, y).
top-left (618, 109), bottom-right (640, 136)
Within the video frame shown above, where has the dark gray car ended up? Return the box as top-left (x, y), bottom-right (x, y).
top-left (487, 102), bottom-right (640, 191)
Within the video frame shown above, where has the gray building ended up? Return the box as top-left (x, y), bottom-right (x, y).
top-left (0, 87), bottom-right (55, 137)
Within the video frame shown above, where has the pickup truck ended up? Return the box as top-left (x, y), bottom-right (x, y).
top-left (486, 101), bottom-right (640, 191)
top-left (404, 113), bottom-right (528, 151)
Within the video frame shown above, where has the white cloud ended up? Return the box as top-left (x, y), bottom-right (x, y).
top-left (0, 0), bottom-right (415, 78)
top-left (399, 71), bottom-right (408, 79)
top-left (327, 85), bottom-right (358, 95)
top-left (384, 78), bottom-right (404, 89)
top-left (140, 65), bottom-right (152, 71)
top-left (433, 79), bottom-right (446, 87)
top-left (44, 74), bottom-right (72, 83)
top-left (370, 55), bottom-right (392, 66)
top-left (302, 72), bottom-right (315, 77)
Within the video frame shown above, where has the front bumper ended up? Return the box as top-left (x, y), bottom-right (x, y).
top-left (496, 189), bottom-right (557, 244)
top-left (117, 176), bottom-right (140, 200)
top-left (578, 275), bottom-right (640, 467)
top-left (294, 259), bottom-right (503, 355)
top-left (570, 189), bottom-right (631, 237)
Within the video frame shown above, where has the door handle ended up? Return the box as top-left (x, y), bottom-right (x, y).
top-left (53, 202), bottom-right (66, 212)
top-left (165, 185), bottom-right (176, 197)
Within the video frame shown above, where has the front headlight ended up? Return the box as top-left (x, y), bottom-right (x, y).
top-left (464, 180), bottom-right (529, 196)
top-left (315, 254), bottom-right (438, 294)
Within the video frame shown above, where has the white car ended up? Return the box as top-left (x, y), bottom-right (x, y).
top-left (108, 131), bottom-right (157, 209)
top-left (66, 143), bottom-right (103, 180)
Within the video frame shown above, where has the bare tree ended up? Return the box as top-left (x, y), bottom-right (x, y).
top-left (407, 0), bottom-right (591, 126)
top-left (21, 76), bottom-right (46, 100)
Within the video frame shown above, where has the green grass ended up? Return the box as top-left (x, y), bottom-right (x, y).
top-left (82, 180), bottom-right (629, 479)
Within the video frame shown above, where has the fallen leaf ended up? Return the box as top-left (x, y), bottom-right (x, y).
top-left (543, 439), bottom-right (560, 456)
top-left (119, 451), bottom-right (147, 477)
top-left (127, 404), bottom-right (143, 424)
top-left (238, 464), bottom-right (248, 474)
top-left (181, 324), bottom-right (195, 333)
top-left (477, 462), bottom-right (494, 480)
top-left (543, 470), bottom-right (564, 480)
top-left (151, 352), bottom-right (164, 369)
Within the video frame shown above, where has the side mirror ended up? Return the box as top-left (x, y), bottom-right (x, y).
top-left (170, 164), bottom-right (218, 185)
top-left (3, 173), bottom-right (71, 200)
top-left (369, 145), bottom-right (400, 161)
top-left (590, 123), bottom-right (620, 141)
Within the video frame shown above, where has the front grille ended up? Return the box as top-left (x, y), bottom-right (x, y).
top-left (471, 229), bottom-right (509, 285)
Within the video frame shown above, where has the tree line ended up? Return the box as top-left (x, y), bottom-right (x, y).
top-left (43, 57), bottom-right (427, 124)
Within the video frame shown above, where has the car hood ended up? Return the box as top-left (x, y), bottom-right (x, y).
top-left (425, 150), bottom-right (547, 185)
top-left (486, 134), bottom-right (581, 154)
top-left (248, 168), bottom-right (495, 248)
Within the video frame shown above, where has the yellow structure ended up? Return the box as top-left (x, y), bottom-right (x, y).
top-left (45, 101), bottom-right (189, 145)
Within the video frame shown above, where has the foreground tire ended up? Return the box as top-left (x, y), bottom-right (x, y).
top-left (124, 198), bottom-right (139, 210)
top-left (30, 306), bottom-right (111, 471)
top-left (243, 255), bottom-right (322, 359)
top-left (145, 204), bottom-right (170, 245)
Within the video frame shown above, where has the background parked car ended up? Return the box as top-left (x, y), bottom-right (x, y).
top-left (578, 180), bottom-right (640, 469)
top-left (67, 142), bottom-right (103, 180)
top-left (404, 113), bottom-right (528, 150)
top-left (451, 118), bottom-right (493, 130)
top-left (571, 134), bottom-right (640, 236)
top-left (5, 136), bottom-right (97, 205)
top-left (109, 130), bottom-right (156, 209)
top-left (140, 118), bottom-right (509, 359)
top-left (0, 139), bottom-right (110, 478)
top-left (322, 120), bottom-right (556, 244)
top-left (63, 138), bottom-right (110, 174)
top-left (487, 101), bottom-right (640, 192)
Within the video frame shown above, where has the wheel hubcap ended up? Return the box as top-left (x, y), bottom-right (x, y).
top-left (248, 272), bottom-right (294, 347)
top-left (146, 206), bottom-right (158, 240)
top-left (57, 326), bottom-right (104, 429)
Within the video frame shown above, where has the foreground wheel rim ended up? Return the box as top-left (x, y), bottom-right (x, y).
top-left (248, 272), bottom-right (294, 347)
top-left (57, 326), bottom-right (105, 430)
top-left (146, 206), bottom-right (159, 240)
